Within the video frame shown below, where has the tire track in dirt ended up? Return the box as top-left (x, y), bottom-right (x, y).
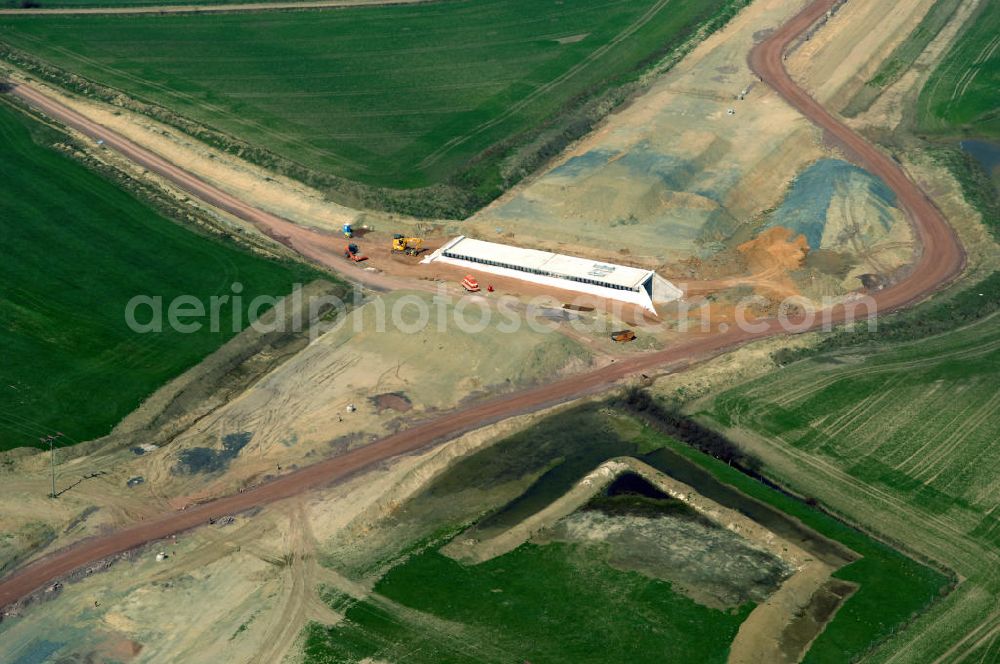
top-left (727, 421), bottom-right (993, 575)
top-left (931, 612), bottom-right (1000, 664)
top-left (250, 498), bottom-right (339, 664)
top-left (0, 0), bottom-right (966, 609)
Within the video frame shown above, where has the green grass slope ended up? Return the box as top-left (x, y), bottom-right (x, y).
top-left (916, 0), bottom-right (999, 138)
top-left (307, 542), bottom-right (751, 664)
top-left (0, 0), bottom-right (745, 204)
top-left (0, 101), bottom-right (324, 449)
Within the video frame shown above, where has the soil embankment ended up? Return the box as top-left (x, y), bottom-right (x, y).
top-left (440, 456), bottom-right (855, 664)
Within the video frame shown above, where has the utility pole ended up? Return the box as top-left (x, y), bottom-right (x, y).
top-left (41, 432), bottom-right (63, 498)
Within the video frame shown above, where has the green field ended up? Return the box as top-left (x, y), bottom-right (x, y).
top-left (916, 0), bottom-right (999, 138)
top-left (842, 0), bottom-right (964, 117)
top-left (0, 0), bottom-right (747, 213)
top-left (307, 543), bottom-right (751, 664)
top-left (1, 0), bottom-right (303, 6)
top-left (1, 0), bottom-right (243, 6)
top-left (691, 300), bottom-right (1000, 661)
top-left (707, 314), bottom-right (1000, 522)
top-left (0, 100), bottom-right (327, 449)
top-left (307, 405), bottom-right (946, 663)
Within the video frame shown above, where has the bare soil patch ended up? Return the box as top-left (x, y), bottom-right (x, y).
top-left (370, 393), bottom-right (413, 414)
top-left (778, 578), bottom-right (858, 662)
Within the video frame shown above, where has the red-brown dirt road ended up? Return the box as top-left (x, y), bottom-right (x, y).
top-left (0, 0), bottom-right (965, 609)
top-left (749, 0), bottom-right (964, 305)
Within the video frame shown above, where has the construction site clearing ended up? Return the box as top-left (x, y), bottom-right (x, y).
top-left (334, 230), bottom-right (679, 325)
top-left (335, 220), bottom-right (917, 337)
top-left (423, 236), bottom-right (683, 313)
top-left (0, 0), bottom-right (987, 661)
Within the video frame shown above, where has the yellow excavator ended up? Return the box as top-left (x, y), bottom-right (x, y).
top-left (391, 234), bottom-right (423, 256)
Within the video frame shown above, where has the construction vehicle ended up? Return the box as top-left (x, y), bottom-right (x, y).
top-left (610, 329), bottom-right (636, 343)
top-left (391, 234), bottom-right (423, 256)
top-left (344, 243), bottom-right (368, 262)
top-left (461, 275), bottom-right (480, 292)
top-left (343, 223), bottom-right (354, 239)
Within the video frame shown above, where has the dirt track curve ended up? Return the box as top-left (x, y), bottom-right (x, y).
top-left (0, 0), bottom-right (964, 609)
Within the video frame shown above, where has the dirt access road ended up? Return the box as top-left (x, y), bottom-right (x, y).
top-left (0, 0), bottom-right (434, 16)
top-left (0, 0), bottom-right (965, 609)
top-left (12, 83), bottom-right (415, 296)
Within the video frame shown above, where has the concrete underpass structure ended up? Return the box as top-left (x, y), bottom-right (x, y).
top-left (423, 236), bottom-right (683, 312)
